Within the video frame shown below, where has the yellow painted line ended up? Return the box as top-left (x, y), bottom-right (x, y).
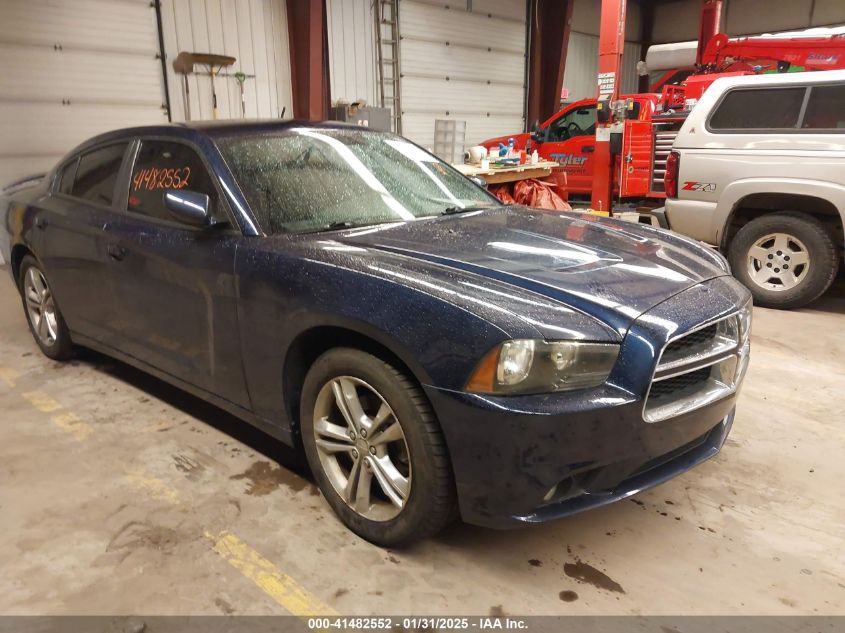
top-left (0, 367), bottom-right (19, 388)
top-left (205, 530), bottom-right (337, 617)
top-left (124, 471), bottom-right (180, 505)
top-left (21, 390), bottom-right (62, 413)
top-left (142, 419), bottom-right (177, 433)
top-left (51, 412), bottom-right (94, 442)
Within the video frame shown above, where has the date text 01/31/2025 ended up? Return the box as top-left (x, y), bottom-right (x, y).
top-left (307, 617), bottom-right (528, 630)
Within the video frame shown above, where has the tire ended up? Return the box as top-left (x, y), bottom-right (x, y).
top-left (18, 255), bottom-right (74, 360)
top-left (300, 348), bottom-right (456, 546)
top-left (728, 212), bottom-right (839, 310)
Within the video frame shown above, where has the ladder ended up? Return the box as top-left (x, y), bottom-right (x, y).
top-left (374, 0), bottom-right (402, 134)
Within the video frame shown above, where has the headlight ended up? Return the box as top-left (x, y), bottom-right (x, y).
top-left (738, 299), bottom-right (752, 343)
top-left (465, 339), bottom-right (620, 395)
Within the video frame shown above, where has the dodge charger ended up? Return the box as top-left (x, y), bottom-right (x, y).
top-left (0, 121), bottom-right (751, 546)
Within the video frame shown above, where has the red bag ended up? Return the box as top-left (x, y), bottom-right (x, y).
top-left (489, 184), bottom-right (516, 205)
top-left (513, 179), bottom-right (572, 211)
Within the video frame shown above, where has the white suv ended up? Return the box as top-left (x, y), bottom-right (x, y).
top-left (664, 70), bottom-right (845, 309)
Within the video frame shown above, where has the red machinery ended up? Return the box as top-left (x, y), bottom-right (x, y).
top-left (591, 0), bottom-right (845, 212)
top-left (483, 1), bottom-right (845, 209)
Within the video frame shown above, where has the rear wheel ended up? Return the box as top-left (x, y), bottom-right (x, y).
top-left (300, 348), bottom-right (455, 546)
top-left (18, 256), bottom-right (74, 360)
top-left (728, 212), bottom-right (839, 309)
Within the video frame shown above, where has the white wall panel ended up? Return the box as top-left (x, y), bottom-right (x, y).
top-left (652, 0), bottom-right (845, 43)
top-left (159, 0), bottom-right (292, 122)
top-left (0, 0), bottom-right (166, 186)
top-left (562, 32), bottom-right (641, 103)
top-left (399, 0), bottom-right (526, 150)
top-left (812, 0), bottom-right (845, 26)
top-left (726, 0), bottom-right (813, 36)
top-left (326, 0), bottom-right (378, 105)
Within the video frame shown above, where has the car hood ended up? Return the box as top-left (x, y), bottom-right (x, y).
top-left (337, 207), bottom-right (728, 334)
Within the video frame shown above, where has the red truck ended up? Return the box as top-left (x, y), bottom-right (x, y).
top-left (481, 94), bottom-right (668, 201)
top-left (480, 27), bottom-right (845, 204)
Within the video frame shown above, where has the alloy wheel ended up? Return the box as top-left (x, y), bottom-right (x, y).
top-left (746, 232), bottom-right (810, 292)
top-left (312, 376), bottom-right (411, 522)
top-left (24, 267), bottom-right (59, 347)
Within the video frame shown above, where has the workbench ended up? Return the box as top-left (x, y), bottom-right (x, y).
top-left (452, 160), bottom-right (559, 184)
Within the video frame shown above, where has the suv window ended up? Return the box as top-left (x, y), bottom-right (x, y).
top-left (547, 105), bottom-right (596, 142)
top-left (71, 144), bottom-right (128, 205)
top-left (801, 84), bottom-right (845, 130)
top-left (128, 140), bottom-right (218, 222)
top-left (709, 87), bottom-right (805, 130)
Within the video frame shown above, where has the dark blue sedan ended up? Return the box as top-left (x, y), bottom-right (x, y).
top-left (1, 120), bottom-right (751, 546)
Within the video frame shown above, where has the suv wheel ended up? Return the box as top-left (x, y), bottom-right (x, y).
top-left (18, 255), bottom-right (74, 360)
top-left (728, 212), bottom-right (839, 309)
top-left (300, 348), bottom-right (455, 546)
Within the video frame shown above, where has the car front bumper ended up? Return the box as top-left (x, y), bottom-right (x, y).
top-left (425, 276), bottom-right (749, 529)
top-left (424, 384), bottom-right (735, 528)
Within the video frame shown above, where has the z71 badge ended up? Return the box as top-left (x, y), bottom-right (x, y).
top-left (682, 181), bottom-right (717, 192)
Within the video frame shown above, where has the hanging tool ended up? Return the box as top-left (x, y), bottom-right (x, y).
top-left (233, 71), bottom-right (251, 118)
top-left (172, 52), bottom-right (236, 120)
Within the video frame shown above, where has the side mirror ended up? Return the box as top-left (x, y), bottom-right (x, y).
top-left (530, 119), bottom-right (545, 143)
top-left (163, 189), bottom-right (216, 227)
top-left (468, 175), bottom-right (488, 189)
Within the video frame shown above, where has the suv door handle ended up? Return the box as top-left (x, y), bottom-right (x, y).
top-left (35, 216), bottom-right (48, 230)
top-left (107, 243), bottom-right (127, 261)
top-left (582, 145), bottom-right (595, 153)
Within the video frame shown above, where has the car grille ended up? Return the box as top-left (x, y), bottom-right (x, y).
top-left (644, 313), bottom-right (750, 423)
top-left (648, 366), bottom-right (712, 402)
top-left (658, 324), bottom-right (718, 368)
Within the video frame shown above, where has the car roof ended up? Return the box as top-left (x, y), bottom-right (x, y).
top-left (74, 119), bottom-right (373, 151)
top-left (705, 69), bottom-right (845, 93)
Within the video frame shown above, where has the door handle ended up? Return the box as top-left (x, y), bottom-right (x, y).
top-left (35, 216), bottom-right (48, 230)
top-left (582, 145), bottom-right (595, 153)
top-left (107, 243), bottom-right (127, 261)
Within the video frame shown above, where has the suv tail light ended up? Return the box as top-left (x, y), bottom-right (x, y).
top-left (665, 150), bottom-right (680, 198)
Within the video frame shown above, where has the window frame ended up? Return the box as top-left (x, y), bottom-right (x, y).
top-left (546, 104), bottom-right (597, 142)
top-left (705, 83), bottom-right (845, 135)
top-left (121, 135), bottom-right (240, 234)
top-left (51, 141), bottom-right (134, 211)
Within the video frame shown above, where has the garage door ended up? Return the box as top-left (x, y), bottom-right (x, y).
top-left (0, 0), bottom-right (167, 186)
top-left (399, 0), bottom-right (526, 151)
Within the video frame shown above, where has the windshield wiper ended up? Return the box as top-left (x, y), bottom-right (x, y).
top-left (297, 220), bottom-right (381, 235)
top-left (441, 205), bottom-right (494, 216)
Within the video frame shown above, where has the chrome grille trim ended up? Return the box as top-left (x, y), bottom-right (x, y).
top-left (644, 311), bottom-right (749, 423)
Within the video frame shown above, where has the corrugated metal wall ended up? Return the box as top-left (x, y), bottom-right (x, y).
top-left (652, 0), bottom-right (845, 43)
top-left (562, 0), bottom-right (642, 103)
top-left (562, 34), bottom-right (642, 103)
top-left (159, 0), bottom-right (293, 122)
top-left (0, 0), bottom-right (166, 185)
top-left (0, 0), bottom-right (293, 188)
top-left (398, 0), bottom-right (527, 150)
top-left (326, 0), bottom-right (378, 105)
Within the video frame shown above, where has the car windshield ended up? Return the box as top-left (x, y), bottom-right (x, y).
top-left (217, 127), bottom-right (500, 234)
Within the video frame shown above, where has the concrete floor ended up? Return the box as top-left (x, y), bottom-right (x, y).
top-left (1, 267), bottom-right (844, 616)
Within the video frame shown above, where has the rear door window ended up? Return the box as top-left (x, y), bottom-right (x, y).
top-left (709, 87), bottom-right (806, 130)
top-left (127, 140), bottom-right (219, 222)
top-left (801, 84), bottom-right (845, 130)
top-left (71, 143), bottom-right (129, 206)
top-left (57, 158), bottom-right (78, 195)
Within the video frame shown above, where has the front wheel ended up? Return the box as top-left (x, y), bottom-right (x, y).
top-left (300, 348), bottom-right (455, 546)
top-left (728, 212), bottom-right (839, 310)
top-left (18, 255), bottom-right (74, 360)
